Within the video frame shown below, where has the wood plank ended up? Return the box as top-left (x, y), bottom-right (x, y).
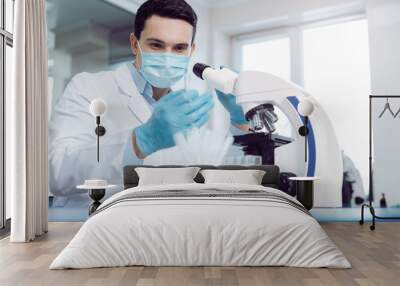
top-left (0, 222), bottom-right (399, 286)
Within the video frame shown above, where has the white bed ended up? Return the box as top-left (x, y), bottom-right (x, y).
top-left (50, 183), bottom-right (351, 269)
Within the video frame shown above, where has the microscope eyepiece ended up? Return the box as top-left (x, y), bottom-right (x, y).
top-left (193, 63), bottom-right (211, 80)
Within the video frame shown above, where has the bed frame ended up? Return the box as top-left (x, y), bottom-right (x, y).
top-left (123, 165), bottom-right (297, 197)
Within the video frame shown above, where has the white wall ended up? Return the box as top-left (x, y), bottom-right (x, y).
top-left (210, 0), bottom-right (366, 67)
top-left (366, 0), bottom-right (400, 206)
top-left (185, 0), bottom-right (212, 92)
top-left (211, 0), bottom-right (364, 33)
top-left (367, 0), bottom-right (400, 95)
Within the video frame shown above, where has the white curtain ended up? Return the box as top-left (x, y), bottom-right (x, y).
top-left (9, 0), bottom-right (49, 242)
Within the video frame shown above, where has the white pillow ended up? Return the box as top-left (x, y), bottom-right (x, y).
top-left (200, 169), bottom-right (266, 185)
top-left (135, 167), bottom-right (200, 186)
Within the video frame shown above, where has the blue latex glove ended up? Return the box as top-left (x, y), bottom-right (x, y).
top-left (216, 89), bottom-right (247, 125)
top-left (134, 89), bottom-right (214, 156)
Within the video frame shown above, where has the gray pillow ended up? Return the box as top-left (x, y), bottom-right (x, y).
top-left (135, 167), bottom-right (201, 186)
top-left (200, 169), bottom-right (266, 185)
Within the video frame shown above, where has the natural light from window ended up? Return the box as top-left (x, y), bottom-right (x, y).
top-left (241, 36), bottom-right (293, 138)
top-left (303, 19), bottom-right (371, 194)
top-left (241, 37), bottom-right (291, 81)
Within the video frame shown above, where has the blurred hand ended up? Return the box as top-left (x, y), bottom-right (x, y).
top-left (134, 89), bottom-right (214, 156)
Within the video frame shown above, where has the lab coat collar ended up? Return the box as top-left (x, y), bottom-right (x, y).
top-left (114, 63), bottom-right (152, 123)
top-left (128, 63), bottom-right (157, 106)
top-left (127, 62), bottom-right (147, 95)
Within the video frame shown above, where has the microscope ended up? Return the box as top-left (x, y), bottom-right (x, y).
top-left (193, 63), bottom-right (343, 207)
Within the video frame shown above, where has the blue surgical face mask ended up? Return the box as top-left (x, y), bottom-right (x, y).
top-left (137, 42), bottom-right (191, 88)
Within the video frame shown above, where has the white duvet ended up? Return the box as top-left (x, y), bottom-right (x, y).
top-left (50, 183), bottom-right (350, 269)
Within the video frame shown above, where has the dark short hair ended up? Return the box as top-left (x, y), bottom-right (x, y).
top-left (134, 0), bottom-right (198, 43)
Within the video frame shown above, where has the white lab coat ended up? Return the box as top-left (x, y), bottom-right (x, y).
top-left (49, 63), bottom-right (232, 197)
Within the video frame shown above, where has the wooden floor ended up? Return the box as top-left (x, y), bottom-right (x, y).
top-left (0, 222), bottom-right (399, 286)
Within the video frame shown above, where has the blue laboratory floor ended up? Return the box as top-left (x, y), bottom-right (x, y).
top-left (311, 207), bottom-right (400, 222)
top-left (48, 195), bottom-right (400, 222)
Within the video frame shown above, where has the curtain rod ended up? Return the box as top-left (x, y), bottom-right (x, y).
top-left (370, 95), bottom-right (400, 98)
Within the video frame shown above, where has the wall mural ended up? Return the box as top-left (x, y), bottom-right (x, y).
top-left (47, 0), bottom-right (372, 221)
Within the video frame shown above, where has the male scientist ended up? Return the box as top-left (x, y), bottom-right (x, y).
top-left (49, 0), bottom-right (248, 199)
